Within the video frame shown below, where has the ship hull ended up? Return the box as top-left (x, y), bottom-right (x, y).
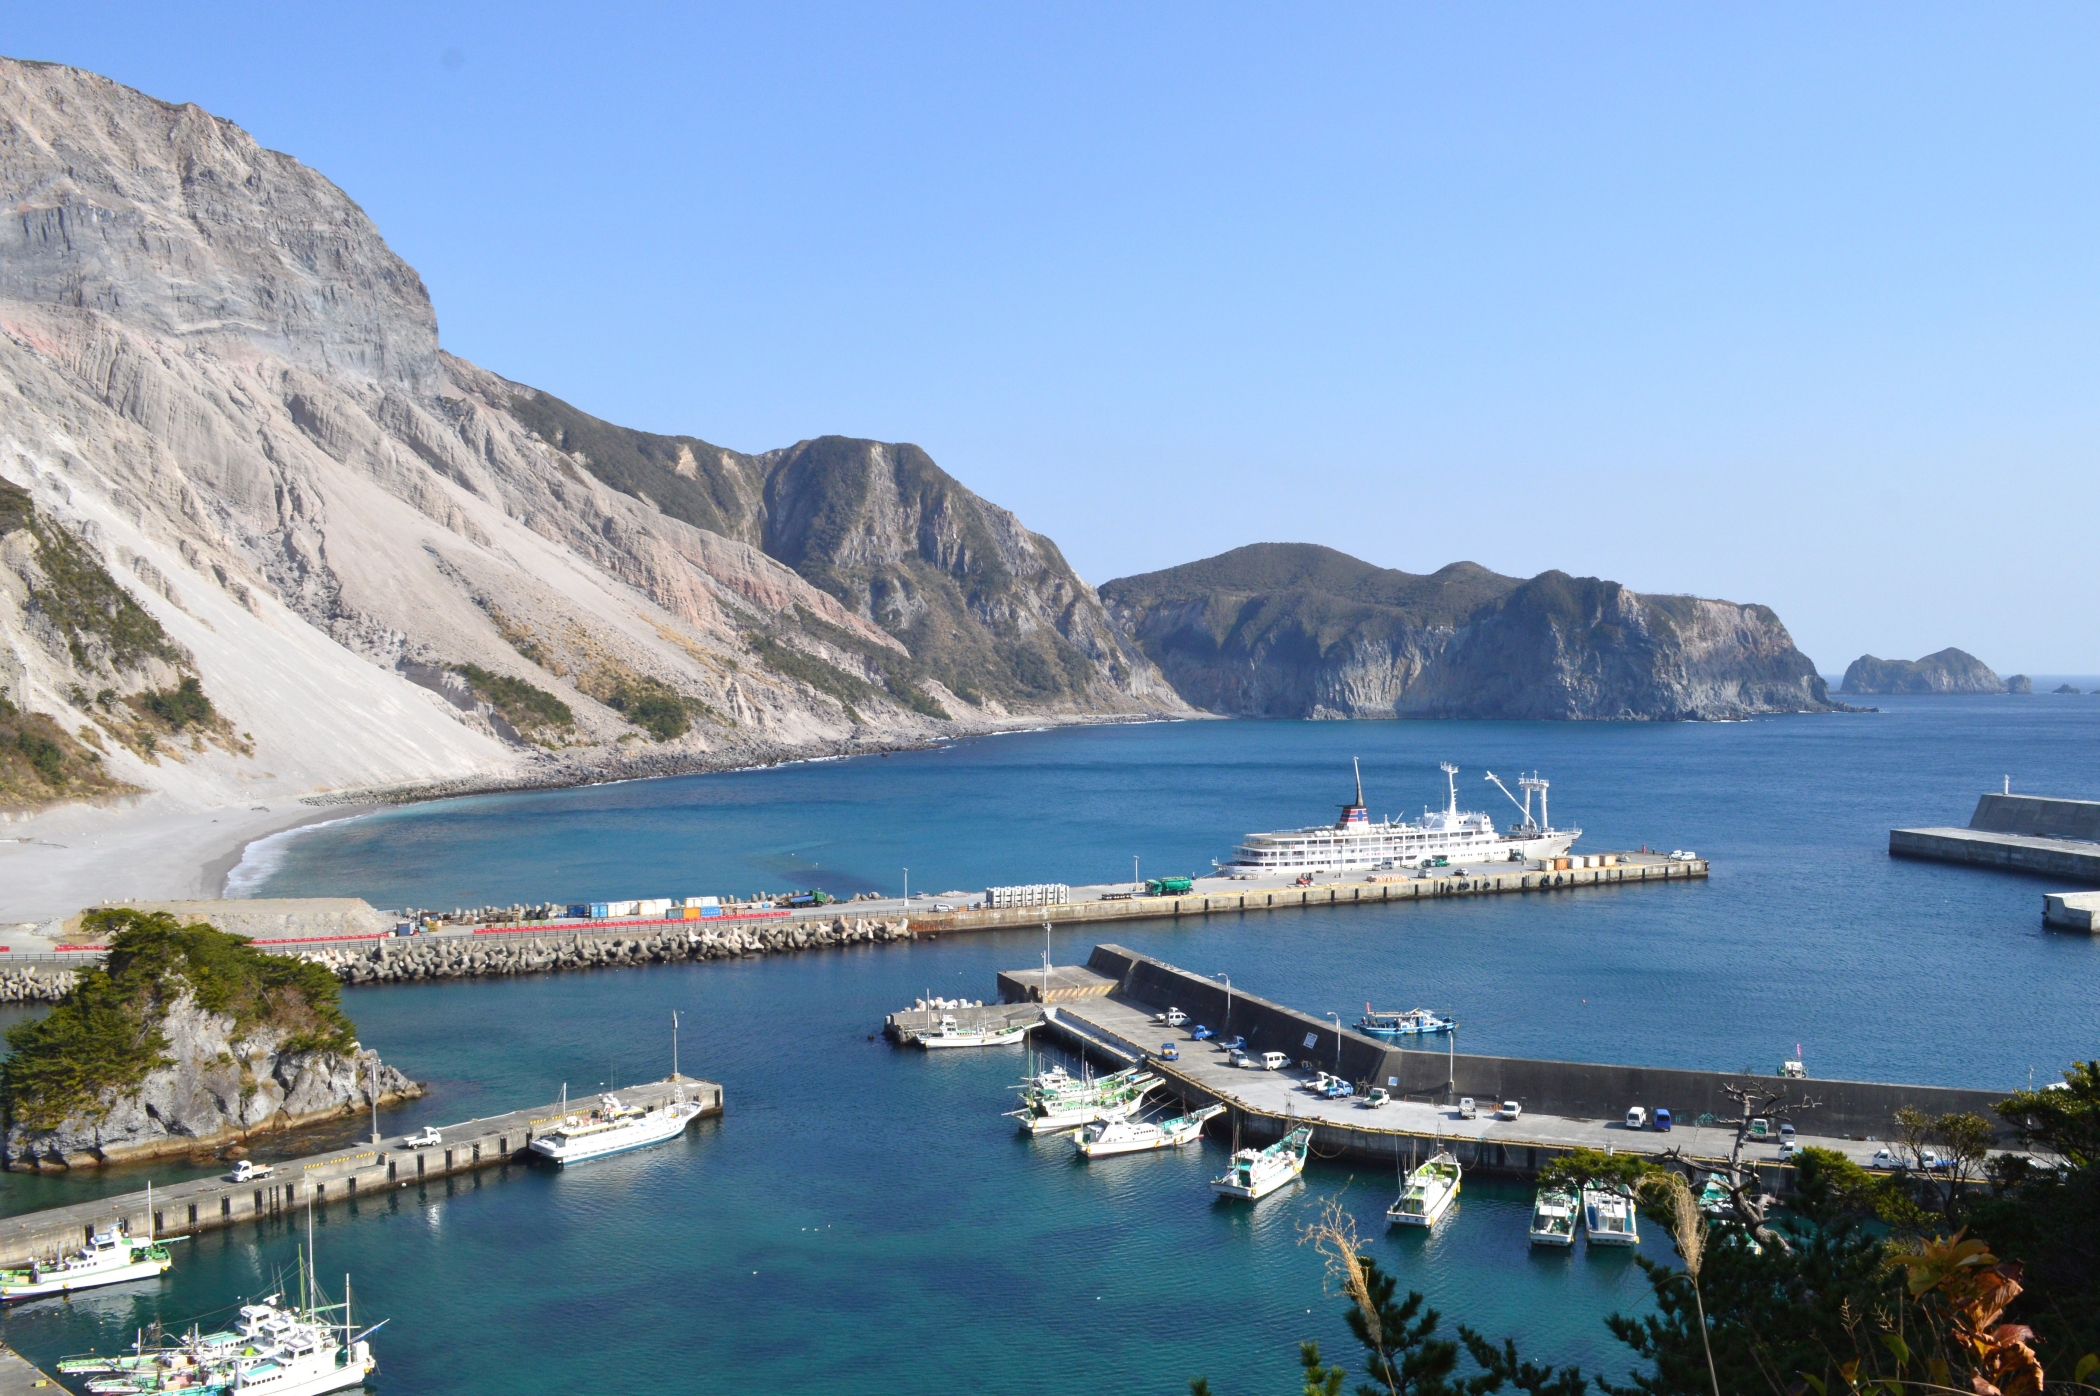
top-left (529, 1108), bottom-right (700, 1165)
top-left (1210, 1161), bottom-right (1303, 1201)
top-left (0, 1255), bottom-right (170, 1300)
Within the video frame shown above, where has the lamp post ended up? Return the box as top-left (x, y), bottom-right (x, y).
top-left (902, 868), bottom-right (908, 904)
top-left (1132, 855), bottom-right (1140, 891)
top-left (1214, 972), bottom-right (1232, 1032)
top-left (1327, 1013), bottom-right (1342, 1072)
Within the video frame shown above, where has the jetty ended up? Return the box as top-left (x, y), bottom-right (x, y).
top-left (0, 1075), bottom-right (721, 1269)
top-left (1892, 790), bottom-right (2100, 886)
top-left (1016, 945), bottom-right (2015, 1186)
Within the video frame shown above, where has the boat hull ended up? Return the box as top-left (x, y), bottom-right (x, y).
top-left (1076, 1123), bottom-right (1203, 1158)
top-left (1210, 1161), bottom-right (1303, 1200)
top-left (1528, 1229), bottom-right (1576, 1248)
top-left (1387, 1187), bottom-right (1458, 1226)
top-left (919, 1027), bottom-right (1029, 1049)
top-left (0, 1255), bottom-right (170, 1300)
top-left (529, 1106), bottom-right (701, 1165)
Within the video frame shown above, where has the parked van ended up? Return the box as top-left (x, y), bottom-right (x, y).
top-left (1260, 1051), bottom-right (1288, 1071)
top-left (1164, 1008), bottom-right (1188, 1027)
top-left (1458, 1097), bottom-right (1478, 1120)
top-left (1626, 1106), bottom-right (1647, 1130)
top-left (1653, 1108), bottom-right (1673, 1131)
top-left (1497, 1101), bottom-right (1522, 1121)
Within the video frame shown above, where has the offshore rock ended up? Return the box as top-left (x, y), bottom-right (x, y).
top-left (1837, 648), bottom-right (2003, 696)
top-left (1102, 544), bottom-right (1840, 721)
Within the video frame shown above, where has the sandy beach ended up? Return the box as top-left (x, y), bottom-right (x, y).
top-left (0, 796), bottom-right (370, 942)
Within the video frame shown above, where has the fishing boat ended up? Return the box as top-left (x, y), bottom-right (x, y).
top-left (1528, 1185), bottom-right (1579, 1247)
top-left (1011, 1076), bottom-right (1161, 1135)
top-left (1387, 1149), bottom-right (1462, 1227)
top-left (0, 1223), bottom-right (172, 1301)
top-left (917, 1014), bottom-right (1030, 1049)
top-left (1211, 1126), bottom-right (1312, 1201)
top-left (1354, 1005), bottom-right (1454, 1038)
top-left (1217, 761), bottom-right (1578, 877)
top-left (1074, 1103), bottom-right (1225, 1158)
top-left (529, 1087), bottom-right (706, 1165)
top-left (1696, 1175), bottom-right (1733, 1217)
top-left (1582, 1185), bottom-right (1640, 1247)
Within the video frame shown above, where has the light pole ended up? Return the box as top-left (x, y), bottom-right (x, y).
top-left (1214, 972), bottom-right (1232, 1032)
top-left (902, 868), bottom-right (908, 904)
top-left (1327, 1013), bottom-right (1342, 1072)
top-left (1132, 855), bottom-right (1140, 891)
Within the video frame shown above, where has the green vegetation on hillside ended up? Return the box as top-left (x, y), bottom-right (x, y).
top-left (504, 388), bottom-right (759, 544)
top-left (0, 694), bottom-right (131, 806)
top-left (452, 663), bottom-right (575, 741)
top-left (141, 676), bottom-right (214, 729)
top-left (1, 911), bottom-right (357, 1131)
top-left (0, 481), bottom-right (180, 672)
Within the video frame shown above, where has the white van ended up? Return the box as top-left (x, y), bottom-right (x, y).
top-left (1626, 1106), bottom-right (1647, 1130)
top-left (1164, 1008), bottom-right (1188, 1027)
top-left (1260, 1051), bottom-right (1288, 1071)
top-left (1497, 1101), bottom-right (1522, 1121)
top-left (1458, 1097), bottom-right (1478, 1119)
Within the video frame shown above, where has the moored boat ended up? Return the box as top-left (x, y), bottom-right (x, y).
top-left (0, 1224), bottom-right (172, 1301)
top-left (529, 1088), bottom-right (705, 1165)
top-left (1012, 1076), bottom-right (1161, 1135)
top-left (1387, 1150), bottom-right (1462, 1227)
top-left (1528, 1185), bottom-right (1579, 1247)
top-left (1582, 1185), bottom-right (1640, 1246)
top-left (1211, 1126), bottom-right (1312, 1201)
top-left (1075, 1103), bottom-right (1225, 1158)
top-left (917, 1014), bottom-right (1030, 1049)
top-left (1355, 1005), bottom-right (1454, 1037)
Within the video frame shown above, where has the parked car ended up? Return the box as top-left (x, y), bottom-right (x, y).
top-left (1361, 1088), bottom-right (1391, 1109)
top-left (1777, 1139), bottom-right (1802, 1160)
top-left (1653, 1108), bottom-right (1673, 1131)
top-left (1157, 1042), bottom-right (1180, 1061)
top-left (1625, 1106), bottom-right (1647, 1130)
top-left (1190, 1025), bottom-right (1214, 1041)
top-left (227, 1159), bottom-right (273, 1183)
top-left (404, 1127), bottom-right (442, 1148)
top-left (1218, 1035), bottom-right (1247, 1052)
top-left (1458, 1097), bottom-right (1478, 1120)
top-left (1871, 1147), bottom-right (1899, 1169)
top-left (1259, 1051), bottom-right (1288, 1071)
top-left (1322, 1079), bottom-right (1355, 1100)
top-left (1497, 1101), bottom-right (1522, 1121)
top-left (1226, 1047), bottom-right (1249, 1067)
top-left (1164, 1008), bottom-right (1188, 1027)
top-left (1778, 1122), bottom-right (1796, 1144)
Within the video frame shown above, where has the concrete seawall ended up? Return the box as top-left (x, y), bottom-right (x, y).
top-left (1891, 791), bottom-right (2100, 886)
top-left (1070, 944), bottom-right (2018, 1142)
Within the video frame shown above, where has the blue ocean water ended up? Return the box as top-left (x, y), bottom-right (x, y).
top-left (3, 700), bottom-right (2096, 1392)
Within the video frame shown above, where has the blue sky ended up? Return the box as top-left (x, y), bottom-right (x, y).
top-left (8, 5), bottom-right (2098, 674)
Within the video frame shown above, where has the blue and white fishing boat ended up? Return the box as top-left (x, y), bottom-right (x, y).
top-left (1355, 1004), bottom-right (1453, 1037)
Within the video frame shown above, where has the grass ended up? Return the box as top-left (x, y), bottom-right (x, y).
top-left (1, 911), bottom-right (358, 1131)
top-left (452, 663), bottom-right (575, 740)
top-left (0, 695), bottom-right (133, 807)
top-left (7, 487), bottom-right (182, 672)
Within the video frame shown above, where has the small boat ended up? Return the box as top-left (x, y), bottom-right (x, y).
top-left (1, 1224), bottom-right (172, 1301)
top-left (1387, 1149), bottom-right (1462, 1227)
top-left (1075, 1103), bottom-right (1226, 1158)
top-left (529, 1088), bottom-right (705, 1165)
top-left (917, 1014), bottom-right (1029, 1049)
top-left (1211, 1126), bottom-right (1312, 1201)
top-left (1582, 1185), bottom-right (1640, 1247)
top-left (1355, 1004), bottom-right (1454, 1038)
top-left (1696, 1175), bottom-right (1732, 1217)
top-left (1010, 1075), bottom-right (1162, 1135)
top-left (1528, 1185), bottom-right (1579, 1247)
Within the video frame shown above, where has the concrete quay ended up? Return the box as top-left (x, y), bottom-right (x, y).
top-left (1016, 945), bottom-right (2019, 1186)
top-left (2044, 892), bottom-right (2100, 932)
top-left (1892, 790), bottom-right (2100, 890)
top-left (0, 1075), bottom-right (721, 1269)
top-left (0, 1348), bottom-right (58, 1393)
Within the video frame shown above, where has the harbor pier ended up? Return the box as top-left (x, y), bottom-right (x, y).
top-left (0, 1076), bottom-right (722, 1269)
top-left (1892, 791), bottom-right (2100, 885)
top-left (1016, 946), bottom-right (2016, 1185)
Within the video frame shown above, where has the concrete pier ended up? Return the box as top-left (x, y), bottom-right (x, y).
top-left (2043, 892), bottom-right (2100, 932)
top-left (1015, 946), bottom-right (2019, 1184)
top-left (1892, 791), bottom-right (2100, 882)
top-left (0, 1348), bottom-right (58, 1393)
top-left (0, 1075), bottom-right (722, 1269)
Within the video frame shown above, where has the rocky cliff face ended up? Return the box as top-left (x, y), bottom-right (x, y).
top-left (1837, 649), bottom-right (2003, 695)
top-left (1102, 544), bottom-right (1839, 720)
top-left (0, 57), bottom-right (1180, 814)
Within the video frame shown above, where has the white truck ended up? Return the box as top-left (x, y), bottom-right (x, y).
top-left (403, 1127), bottom-right (442, 1149)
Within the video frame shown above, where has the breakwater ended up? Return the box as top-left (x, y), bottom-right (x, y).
top-left (1891, 790), bottom-right (2100, 882)
top-left (0, 967), bottom-right (77, 1003)
top-left (301, 916), bottom-right (916, 984)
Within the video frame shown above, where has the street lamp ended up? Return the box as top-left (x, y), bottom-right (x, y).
top-left (902, 868), bottom-right (908, 903)
top-left (1132, 854), bottom-right (1140, 891)
top-left (1214, 972), bottom-right (1232, 1031)
top-left (1326, 1013), bottom-right (1343, 1071)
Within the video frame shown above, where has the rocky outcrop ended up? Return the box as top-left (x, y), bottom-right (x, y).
top-left (1101, 544), bottom-right (1840, 720)
top-left (2005, 674), bottom-right (2034, 695)
top-left (4, 988), bottom-right (419, 1170)
top-left (1837, 649), bottom-right (2002, 695)
top-left (0, 57), bottom-right (1181, 815)
top-left (306, 916), bottom-right (915, 985)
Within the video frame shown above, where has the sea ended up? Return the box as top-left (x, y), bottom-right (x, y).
top-left (3, 695), bottom-right (2097, 1392)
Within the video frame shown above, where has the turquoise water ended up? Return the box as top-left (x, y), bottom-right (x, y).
top-left (3, 702), bottom-right (2098, 1390)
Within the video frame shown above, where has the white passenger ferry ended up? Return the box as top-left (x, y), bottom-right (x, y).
top-left (1218, 762), bottom-right (1578, 876)
top-left (529, 1088), bottom-right (705, 1165)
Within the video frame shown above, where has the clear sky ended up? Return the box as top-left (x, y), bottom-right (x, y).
top-left (8, 4), bottom-right (2097, 675)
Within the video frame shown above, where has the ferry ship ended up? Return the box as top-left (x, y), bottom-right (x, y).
top-left (529, 1088), bottom-right (705, 1165)
top-left (1217, 762), bottom-right (1578, 876)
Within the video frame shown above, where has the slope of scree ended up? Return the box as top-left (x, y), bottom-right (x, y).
top-left (0, 55), bottom-right (1183, 814)
top-left (1102, 543), bottom-right (1841, 720)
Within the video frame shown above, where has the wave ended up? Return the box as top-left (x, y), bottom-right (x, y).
top-left (222, 813), bottom-right (369, 897)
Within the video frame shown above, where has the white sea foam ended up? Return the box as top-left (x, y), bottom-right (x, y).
top-left (222, 814), bottom-right (368, 897)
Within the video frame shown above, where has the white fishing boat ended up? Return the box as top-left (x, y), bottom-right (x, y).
top-left (1013, 1078), bottom-right (1160, 1135)
top-left (1582, 1185), bottom-right (1640, 1247)
top-left (0, 1223), bottom-right (172, 1301)
top-left (1075, 1103), bottom-right (1225, 1158)
top-left (530, 1087), bottom-right (705, 1165)
top-left (1211, 1125), bottom-right (1312, 1200)
top-left (917, 1014), bottom-right (1030, 1049)
top-left (1218, 762), bottom-right (1577, 876)
top-left (1355, 1005), bottom-right (1454, 1038)
top-left (1528, 1185), bottom-right (1579, 1247)
top-left (1387, 1149), bottom-right (1462, 1227)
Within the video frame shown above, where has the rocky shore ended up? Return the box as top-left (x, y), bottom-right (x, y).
top-left (0, 967), bottom-right (77, 1003)
top-left (303, 916), bottom-right (917, 985)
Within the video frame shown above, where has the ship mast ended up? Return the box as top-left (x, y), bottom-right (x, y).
top-left (1519, 773), bottom-right (1550, 832)
top-left (1440, 763), bottom-right (1459, 820)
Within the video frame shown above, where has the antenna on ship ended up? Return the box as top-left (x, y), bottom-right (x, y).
top-left (1354, 757), bottom-right (1364, 808)
top-left (1440, 763), bottom-right (1460, 819)
top-left (1519, 773), bottom-right (1550, 833)
top-left (1337, 758), bottom-right (1370, 828)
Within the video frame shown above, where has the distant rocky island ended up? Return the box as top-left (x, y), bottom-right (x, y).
top-left (1, 910), bottom-right (418, 1170)
top-left (1837, 649), bottom-right (2005, 696)
top-left (1100, 544), bottom-right (1842, 721)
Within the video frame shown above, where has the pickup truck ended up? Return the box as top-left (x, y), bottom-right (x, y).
top-left (227, 1159), bottom-right (274, 1183)
top-left (403, 1127), bottom-right (442, 1149)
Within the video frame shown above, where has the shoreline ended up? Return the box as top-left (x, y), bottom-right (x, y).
top-left (0, 711), bottom-right (1195, 930)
